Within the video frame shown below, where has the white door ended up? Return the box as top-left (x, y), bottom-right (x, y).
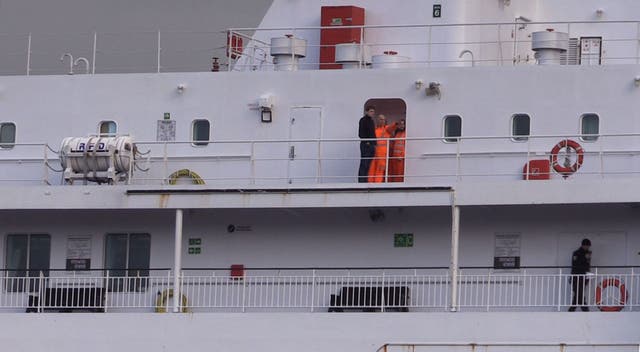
top-left (288, 107), bottom-right (322, 184)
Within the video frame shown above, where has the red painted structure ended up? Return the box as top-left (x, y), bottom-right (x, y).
top-left (320, 6), bottom-right (365, 69)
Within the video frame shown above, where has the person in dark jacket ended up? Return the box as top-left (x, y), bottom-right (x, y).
top-left (569, 238), bottom-right (592, 311)
top-left (358, 106), bottom-right (377, 182)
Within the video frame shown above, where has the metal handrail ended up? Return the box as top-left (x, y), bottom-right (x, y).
top-left (376, 342), bottom-right (640, 352)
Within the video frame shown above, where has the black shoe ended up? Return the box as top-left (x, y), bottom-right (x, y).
top-left (568, 307), bottom-right (576, 312)
top-left (581, 307), bottom-right (589, 312)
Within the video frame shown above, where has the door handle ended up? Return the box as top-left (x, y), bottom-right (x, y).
top-left (289, 146), bottom-right (295, 160)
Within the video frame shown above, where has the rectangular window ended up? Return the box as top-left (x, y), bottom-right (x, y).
top-left (5, 234), bottom-right (51, 292)
top-left (105, 233), bottom-right (150, 292)
top-left (0, 123), bottom-right (16, 149)
top-left (443, 115), bottom-right (462, 143)
top-left (511, 114), bottom-right (531, 141)
top-left (581, 113), bottom-right (599, 141)
top-left (192, 119), bottom-right (210, 146)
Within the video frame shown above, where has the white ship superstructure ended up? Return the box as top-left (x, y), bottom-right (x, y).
top-left (0, 1), bottom-right (639, 351)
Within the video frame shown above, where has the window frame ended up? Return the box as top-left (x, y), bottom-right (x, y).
top-left (442, 115), bottom-right (462, 143)
top-left (98, 120), bottom-right (118, 137)
top-left (0, 122), bottom-right (17, 149)
top-left (4, 233), bottom-right (51, 292)
top-left (580, 113), bottom-right (600, 142)
top-left (510, 113), bottom-right (531, 142)
top-left (191, 119), bottom-right (211, 147)
top-left (104, 233), bottom-right (151, 292)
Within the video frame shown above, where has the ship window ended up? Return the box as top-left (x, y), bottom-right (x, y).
top-left (192, 119), bottom-right (210, 146)
top-left (0, 123), bottom-right (16, 149)
top-left (511, 114), bottom-right (530, 141)
top-left (581, 113), bottom-right (599, 141)
top-left (99, 121), bottom-right (117, 136)
top-left (443, 115), bottom-right (462, 142)
top-left (105, 233), bottom-right (150, 292)
top-left (5, 234), bottom-right (50, 292)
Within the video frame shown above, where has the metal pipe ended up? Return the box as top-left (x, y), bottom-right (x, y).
top-left (92, 32), bottom-right (97, 74)
top-left (60, 53), bottom-right (74, 75)
top-left (173, 209), bottom-right (183, 313)
top-left (156, 30), bottom-right (161, 73)
top-left (74, 57), bottom-right (91, 74)
top-left (450, 194), bottom-right (460, 312)
top-left (26, 33), bottom-right (32, 76)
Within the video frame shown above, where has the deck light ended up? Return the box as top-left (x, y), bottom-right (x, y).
top-left (635, 76), bottom-right (640, 87)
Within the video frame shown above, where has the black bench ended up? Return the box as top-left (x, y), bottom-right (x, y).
top-left (26, 287), bottom-right (105, 313)
top-left (328, 286), bottom-right (410, 312)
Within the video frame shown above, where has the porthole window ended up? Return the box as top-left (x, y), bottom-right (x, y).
top-left (443, 115), bottom-right (462, 143)
top-left (192, 119), bottom-right (210, 146)
top-left (99, 121), bottom-right (117, 136)
top-left (0, 122), bottom-right (16, 149)
top-left (580, 113), bottom-right (599, 141)
top-left (511, 114), bottom-right (530, 141)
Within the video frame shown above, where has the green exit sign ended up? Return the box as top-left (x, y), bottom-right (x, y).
top-left (433, 4), bottom-right (441, 18)
top-left (189, 238), bottom-right (202, 246)
top-left (164, 112), bottom-right (171, 120)
top-left (394, 233), bottom-right (414, 248)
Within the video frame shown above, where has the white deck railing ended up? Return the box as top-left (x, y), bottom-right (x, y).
top-left (378, 343), bottom-right (640, 352)
top-left (3, 133), bottom-right (640, 186)
top-left (0, 20), bottom-right (638, 76)
top-left (0, 268), bottom-right (637, 313)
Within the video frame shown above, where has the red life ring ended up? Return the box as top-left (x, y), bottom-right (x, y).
top-left (550, 139), bottom-right (584, 175)
top-left (595, 278), bottom-right (627, 312)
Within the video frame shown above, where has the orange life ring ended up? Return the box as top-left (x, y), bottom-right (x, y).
top-left (595, 278), bottom-right (627, 312)
top-left (550, 139), bottom-right (584, 175)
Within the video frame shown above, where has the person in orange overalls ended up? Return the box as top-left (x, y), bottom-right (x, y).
top-left (368, 115), bottom-right (397, 183)
top-left (388, 119), bottom-right (406, 182)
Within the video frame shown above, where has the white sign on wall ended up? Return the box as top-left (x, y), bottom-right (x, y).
top-left (494, 233), bottom-right (521, 269)
top-left (66, 237), bottom-right (92, 271)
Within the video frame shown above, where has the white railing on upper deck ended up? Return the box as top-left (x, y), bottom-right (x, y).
top-left (4, 133), bottom-right (640, 186)
top-left (0, 20), bottom-right (638, 76)
top-left (228, 20), bottom-right (640, 70)
top-left (378, 343), bottom-right (640, 352)
top-left (0, 267), bottom-right (637, 313)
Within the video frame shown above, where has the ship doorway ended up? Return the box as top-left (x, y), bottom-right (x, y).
top-left (288, 107), bottom-right (322, 184)
top-left (363, 98), bottom-right (406, 126)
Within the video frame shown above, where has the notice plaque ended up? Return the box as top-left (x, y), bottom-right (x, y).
top-left (433, 4), bottom-right (442, 18)
top-left (494, 233), bottom-right (521, 269)
top-left (66, 237), bottom-right (92, 270)
top-left (157, 120), bottom-right (176, 141)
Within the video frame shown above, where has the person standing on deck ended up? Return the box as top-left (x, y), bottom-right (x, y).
top-left (368, 114), bottom-right (397, 183)
top-left (358, 106), bottom-right (377, 183)
top-left (388, 119), bottom-right (406, 182)
top-left (569, 238), bottom-right (592, 312)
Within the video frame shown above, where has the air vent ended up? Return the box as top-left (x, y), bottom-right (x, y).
top-left (561, 38), bottom-right (580, 65)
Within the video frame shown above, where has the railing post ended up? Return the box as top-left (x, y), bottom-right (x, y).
top-left (310, 269), bottom-right (316, 312)
top-left (381, 272), bottom-right (386, 313)
top-left (359, 25), bottom-right (364, 69)
top-left (486, 270), bottom-right (491, 312)
top-left (450, 194), bottom-right (460, 312)
top-left (156, 30), bottom-right (161, 73)
top-left (37, 270), bottom-right (44, 313)
top-left (92, 31), bottom-right (97, 74)
top-left (250, 142), bottom-right (256, 185)
top-left (43, 144), bottom-right (49, 185)
top-left (173, 209), bottom-right (183, 313)
top-left (385, 137), bottom-right (390, 182)
top-left (317, 139), bottom-right (322, 183)
top-left (599, 138), bottom-right (604, 179)
top-left (26, 33), bottom-right (32, 76)
top-left (557, 268), bottom-right (563, 312)
top-left (497, 24), bottom-right (503, 66)
top-left (104, 270), bottom-right (109, 313)
top-left (455, 139), bottom-right (461, 181)
top-left (629, 267), bottom-right (634, 311)
top-left (163, 142), bottom-right (168, 185)
top-left (228, 30), bottom-right (233, 72)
